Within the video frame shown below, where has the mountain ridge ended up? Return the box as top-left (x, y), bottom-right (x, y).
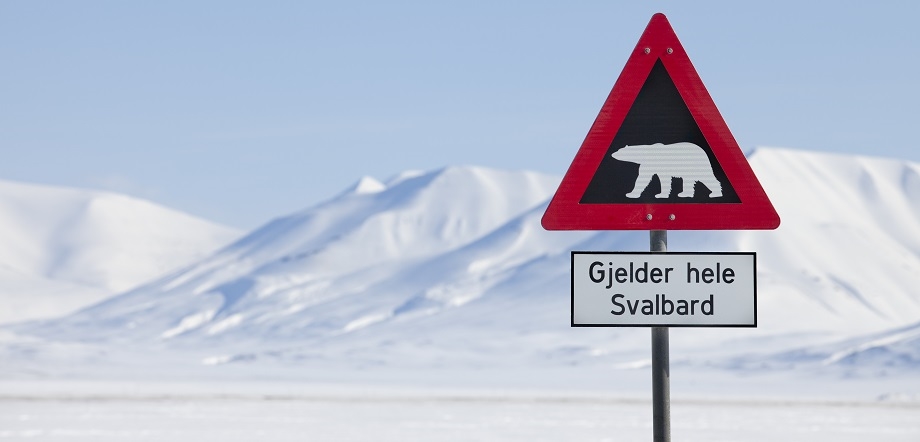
top-left (5, 148), bottom-right (920, 387)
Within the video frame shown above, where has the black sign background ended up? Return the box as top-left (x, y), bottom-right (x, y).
top-left (580, 60), bottom-right (740, 204)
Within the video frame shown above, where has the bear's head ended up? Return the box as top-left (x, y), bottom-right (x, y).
top-left (611, 143), bottom-right (661, 164)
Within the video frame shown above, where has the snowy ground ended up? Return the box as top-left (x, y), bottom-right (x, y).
top-left (1, 385), bottom-right (918, 441)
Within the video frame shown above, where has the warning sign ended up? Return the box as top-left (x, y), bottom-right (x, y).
top-left (542, 14), bottom-right (779, 230)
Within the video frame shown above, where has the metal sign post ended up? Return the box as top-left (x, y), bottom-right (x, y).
top-left (650, 230), bottom-right (669, 442)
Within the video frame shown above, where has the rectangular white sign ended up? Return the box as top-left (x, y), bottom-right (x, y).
top-left (572, 252), bottom-right (756, 327)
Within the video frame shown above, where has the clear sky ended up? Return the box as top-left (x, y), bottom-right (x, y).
top-left (2, 1), bottom-right (918, 229)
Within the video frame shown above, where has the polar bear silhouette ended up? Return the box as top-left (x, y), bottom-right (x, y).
top-left (611, 142), bottom-right (723, 198)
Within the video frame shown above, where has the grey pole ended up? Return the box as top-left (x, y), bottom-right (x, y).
top-left (650, 230), bottom-right (670, 442)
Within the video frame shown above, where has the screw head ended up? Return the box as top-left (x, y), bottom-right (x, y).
top-left (666, 48), bottom-right (673, 54)
top-left (646, 214), bottom-right (653, 221)
top-left (669, 214), bottom-right (676, 221)
top-left (643, 47), bottom-right (650, 54)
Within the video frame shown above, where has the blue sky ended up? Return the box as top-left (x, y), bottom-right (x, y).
top-left (2, 1), bottom-right (918, 229)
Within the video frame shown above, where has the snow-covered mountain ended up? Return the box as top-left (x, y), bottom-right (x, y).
top-left (0, 179), bottom-right (241, 324)
top-left (5, 148), bottom-right (920, 389)
top-left (18, 167), bottom-right (565, 341)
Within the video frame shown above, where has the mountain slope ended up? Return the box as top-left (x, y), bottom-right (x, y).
top-left (22, 166), bottom-right (560, 342)
top-left (0, 179), bottom-right (242, 323)
top-left (739, 148), bottom-right (920, 332)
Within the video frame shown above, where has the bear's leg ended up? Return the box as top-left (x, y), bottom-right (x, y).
top-left (700, 174), bottom-right (723, 198)
top-left (677, 177), bottom-right (696, 197)
top-left (625, 167), bottom-right (654, 198)
top-left (655, 175), bottom-right (672, 198)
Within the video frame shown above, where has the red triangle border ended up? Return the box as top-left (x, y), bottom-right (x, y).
top-left (541, 13), bottom-right (780, 231)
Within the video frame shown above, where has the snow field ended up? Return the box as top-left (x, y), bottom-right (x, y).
top-left (1, 394), bottom-right (917, 441)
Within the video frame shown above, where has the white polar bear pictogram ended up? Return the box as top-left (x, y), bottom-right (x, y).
top-left (611, 142), bottom-right (723, 199)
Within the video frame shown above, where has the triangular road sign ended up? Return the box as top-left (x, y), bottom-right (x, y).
top-left (542, 13), bottom-right (780, 231)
